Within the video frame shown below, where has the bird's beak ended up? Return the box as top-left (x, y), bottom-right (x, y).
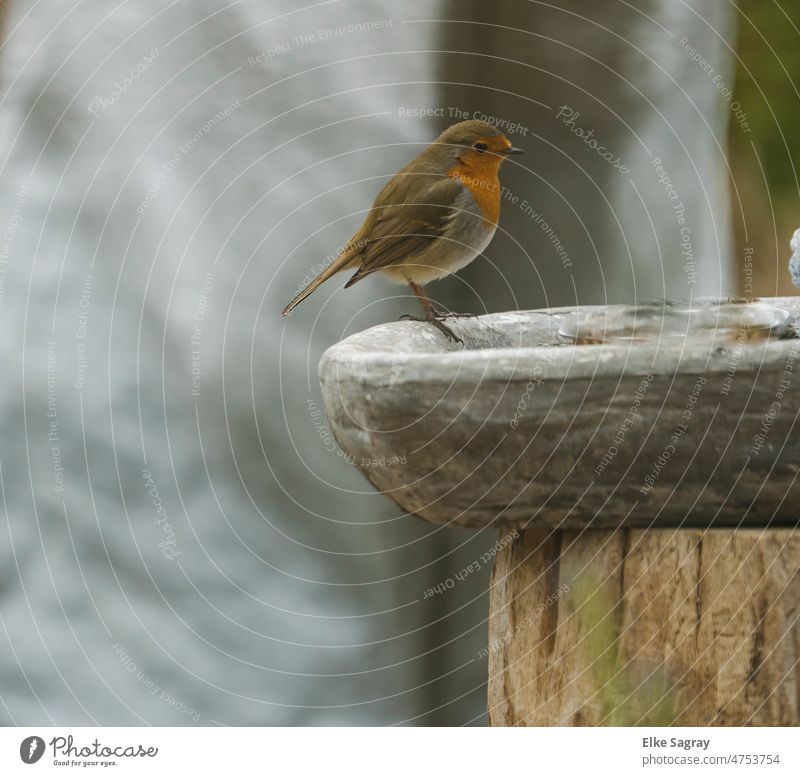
top-left (505, 146), bottom-right (526, 155)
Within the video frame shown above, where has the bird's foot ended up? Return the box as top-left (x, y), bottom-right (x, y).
top-left (423, 301), bottom-right (478, 320)
top-left (399, 313), bottom-right (463, 344)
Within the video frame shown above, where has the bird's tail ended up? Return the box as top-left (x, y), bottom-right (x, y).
top-left (281, 242), bottom-right (362, 316)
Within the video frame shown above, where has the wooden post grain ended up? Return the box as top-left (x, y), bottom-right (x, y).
top-left (488, 528), bottom-right (800, 726)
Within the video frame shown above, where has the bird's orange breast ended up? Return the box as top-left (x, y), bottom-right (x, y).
top-left (447, 162), bottom-right (502, 227)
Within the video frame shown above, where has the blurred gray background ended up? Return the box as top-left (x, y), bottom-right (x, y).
top-left (0, 0), bottom-right (736, 725)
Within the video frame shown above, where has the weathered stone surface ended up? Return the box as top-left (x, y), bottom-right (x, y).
top-left (319, 300), bottom-right (800, 529)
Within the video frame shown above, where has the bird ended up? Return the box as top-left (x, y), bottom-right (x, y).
top-left (281, 119), bottom-right (524, 342)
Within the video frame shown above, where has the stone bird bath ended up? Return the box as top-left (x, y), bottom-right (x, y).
top-left (320, 298), bottom-right (800, 725)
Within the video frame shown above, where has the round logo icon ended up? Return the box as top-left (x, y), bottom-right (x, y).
top-left (20, 736), bottom-right (45, 764)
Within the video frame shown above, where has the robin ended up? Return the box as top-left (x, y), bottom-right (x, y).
top-left (281, 119), bottom-right (524, 342)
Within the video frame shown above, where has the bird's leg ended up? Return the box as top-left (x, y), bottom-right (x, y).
top-left (400, 281), bottom-right (463, 344)
top-left (414, 286), bottom-right (478, 320)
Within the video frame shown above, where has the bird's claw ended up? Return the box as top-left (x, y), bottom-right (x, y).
top-left (398, 313), bottom-right (463, 344)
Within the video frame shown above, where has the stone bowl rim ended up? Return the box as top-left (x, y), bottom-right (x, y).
top-left (320, 304), bottom-right (800, 385)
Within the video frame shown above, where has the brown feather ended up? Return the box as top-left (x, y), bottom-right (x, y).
top-left (344, 177), bottom-right (462, 287)
top-left (281, 231), bottom-right (365, 315)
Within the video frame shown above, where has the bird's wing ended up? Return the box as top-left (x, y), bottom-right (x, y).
top-left (344, 176), bottom-right (464, 288)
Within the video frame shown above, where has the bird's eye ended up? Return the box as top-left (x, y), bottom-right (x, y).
top-left (473, 142), bottom-right (488, 153)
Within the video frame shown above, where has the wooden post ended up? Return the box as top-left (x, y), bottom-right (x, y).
top-left (488, 528), bottom-right (800, 726)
